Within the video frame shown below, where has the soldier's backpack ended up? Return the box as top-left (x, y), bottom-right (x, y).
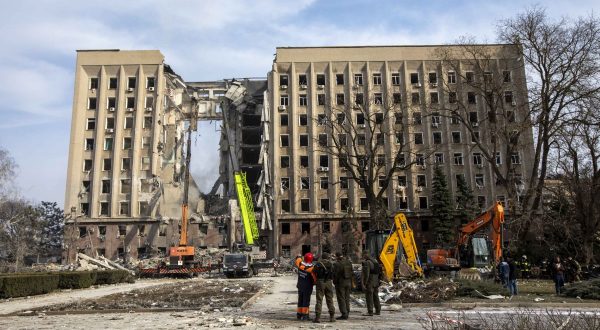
top-left (315, 261), bottom-right (331, 280)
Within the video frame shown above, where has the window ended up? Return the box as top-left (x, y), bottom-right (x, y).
top-left (127, 77), bottom-right (136, 89)
top-left (300, 156), bottom-right (308, 168)
top-left (298, 74), bottom-right (307, 86)
top-left (374, 93), bottom-right (383, 104)
top-left (299, 114), bottom-right (308, 126)
top-left (317, 94), bottom-right (326, 106)
top-left (495, 152), bottom-right (502, 165)
top-left (421, 220), bottom-right (429, 231)
top-left (83, 159), bottom-right (92, 171)
top-left (126, 97), bottom-right (135, 109)
top-left (357, 134), bottom-right (366, 145)
top-left (280, 95), bottom-right (289, 106)
top-left (118, 225), bottom-right (127, 236)
top-left (360, 198), bottom-right (369, 211)
top-left (451, 114), bottom-right (460, 124)
top-left (280, 178), bottom-right (290, 191)
top-left (435, 153), bottom-right (444, 164)
top-left (120, 179), bottom-right (131, 194)
top-left (301, 199), bottom-right (310, 212)
top-left (100, 202), bottom-right (110, 216)
top-left (414, 132), bottom-right (424, 145)
top-left (416, 153), bottom-right (425, 166)
top-left (392, 73), bottom-right (401, 85)
top-left (279, 114), bottom-right (289, 126)
top-left (109, 77), bottom-right (118, 89)
top-left (454, 153), bottom-right (464, 165)
top-left (336, 113), bottom-right (346, 124)
top-left (280, 135), bottom-right (289, 147)
top-left (419, 196), bottom-right (428, 209)
top-left (378, 176), bottom-right (386, 187)
top-left (395, 132), bottom-right (404, 144)
top-left (317, 114), bottom-right (326, 126)
top-left (320, 199), bottom-right (330, 212)
top-left (504, 91), bottom-right (514, 104)
top-left (317, 74), bottom-right (325, 85)
top-left (410, 73), bottom-right (419, 84)
top-left (86, 118), bottom-right (96, 130)
top-left (511, 152), bottom-right (521, 164)
top-left (393, 93), bottom-right (402, 104)
top-left (395, 176), bottom-right (407, 188)
top-left (320, 177), bottom-right (328, 189)
top-left (372, 73), bottom-right (382, 85)
top-left (413, 112), bottom-right (422, 124)
top-left (145, 96), bottom-right (154, 109)
top-left (281, 155), bottom-right (290, 168)
top-left (141, 157), bottom-right (151, 170)
top-left (300, 134), bottom-right (309, 147)
top-left (85, 138), bottom-right (94, 151)
top-left (105, 118), bottom-right (115, 130)
top-left (147, 77), bottom-right (155, 89)
top-left (281, 199), bottom-right (290, 212)
top-left (88, 97), bottom-right (97, 110)
top-left (319, 155), bottom-right (329, 168)
top-left (123, 137), bottom-right (132, 150)
top-left (103, 158), bottom-right (111, 171)
top-left (142, 136), bottom-right (151, 149)
top-left (475, 174), bottom-right (484, 188)
top-left (447, 72), bottom-right (456, 84)
top-left (101, 179), bottom-right (111, 193)
top-left (82, 180), bottom-right (91, 193)
top-left (339, 154), bottom-right (349, 167)
top-left (340, 198), bottom-right (349, 211)
top-left (336, 94), bottom-right (345, 105)
top-left (394, 113), bottom-right (403, 124)
top-left (121, 158), bottom-right (131, 171)
top-left (119, 202), bottom-right (129, 216)
top-left (356, 113), bottom-right (365, 125)
top-left (449, 92), bottom-right (457, 104)
top-left (477, 196), bottom-right (487, 209)
top-left (376, 154), bottom-right (385, 166)
top-left (299, 94), bottom-right (307, 106)
top-left (354, 73), bottom-right (363, 85)
top-left (279, 74), bottom-right (288, 86)
top-left (411, 92), bottom-right (420, 105)
top-left (281, 245), bottom-right (291, 257)
top-left (433, 132), bottom-right (442, 144)
top-left (374, 113), bottom-right (384, 124)
top-left (484, 72), bottom-right (493, 83)
top-left (432, 113), bottom-right (441, 126)
top-left (469, 112), bottom-right (478, 125)
top-left (503, 70), bottom-right (512, 83)
top-left (139, 201), bottom-right (149, 216)
top-left (89, 77), bottom-right (98, 90)
top-left (376, 134), bottom-right (384, 145)
top-left (337, 133), bottom-right (347, 146)
top-left (417, 175), bottom-right (426, 187)
top-left (281, 223), bottom-right (290, 235)
top-left (340, 176), bottom-right (349, 189)
top-left (124, 117), bottom-right (134, 129)
top-left (355, 93), bottom-right (364, 105)
top-left (451, 131), bottom-right (461, 143)
top-left (471, 131), bottom-right (480, 143)
top-left (428, 72), bottom-right (437, 84)
top-left (466, 71), bottom-right (474, 83)
top-left (468, 92), bottom-right (477, 104)
top-left (336, 74), bottom-right (344, 85)
top-left (507, 110), bottom-right (516, 122)
top-left (473, 153), bottom-right (482, 165)
top-left (430, 92), bottom-right (439, 104)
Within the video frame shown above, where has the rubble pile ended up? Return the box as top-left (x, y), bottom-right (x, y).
top-left (380, 278), bottom-right (458, 304)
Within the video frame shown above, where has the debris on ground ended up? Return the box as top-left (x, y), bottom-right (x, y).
top-left (380, 278), bottom-right (458, 304)
top-left (473, 290), bottom-right (505, 300)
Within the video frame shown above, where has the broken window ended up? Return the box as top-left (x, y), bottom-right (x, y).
top-left (511, 152), bottom-right (521, 164)
top-left (469, 112), bottom-right (478, 125)
top-left (141, 157), bottom-right (151, 170)
top-left (336, 74), bottom-right (344, 85)
top-left (374, 93), bottom-right (383, 105)
top-left (417, 175), bottom-right (426, 187)
top-left (414, 132), bottom-right (423, 145)
top-left (103, 158), bottom-right (112, 171)
top-left (82, 180), bottom-right (91, 193)
top-left (318, 133), bottom-right (327, 147)
top-left (360, 198), bottom-right (369, 211)
top-left (320, 199), bottom-right (330, 212)
top-left (451, 114), bottom-right (460, 124)
top-left (280, 114), bottom-right (288, 126)
top-left (299, 94), bottom-right (307, 106)
top-left (280, 135), bottom-right (289, 147)
top-left (473, 153), bottom-right (482, 165)
top-left (503, 70), bottom-right (512, 83)
top-left (146, 77), bottom-right (155, 88)
top-left (119, 202), bottom-right (129, 216)
top-left (299, 114), bottom-right (308, 126)
top-left (79, 226), bottom-right (88, 238)
top-left (281, 199), bottom-right (290, 212)
top-left (145, 96), bottom-right (154, 109)
top-left (88, 97), bottom-right (97, 110)
top-left (316, 74), bottom-right (325, 86)
top-left (448, 92), bottom-right (457, 104)
top-left (319, 155), bottom-right (329, 167)
top-left (86, 118), bottom-right (96, 130)
top-left (280, 95), bottom-right (289, 106)
top-left (317, 114), bottom-right (326, 125)
top-left (336, 94), bottom-right (345, 105)
top-left (466, 71), bottom-right (474, 83)
top-left (128, 77), bottom-right (136, 89)
top-left (120, 179), bottom-right (131, 194)
top-left (101, 179), bottom-right (111, 194)
top-left (198, 223), bottom-right (209, 235)
top-left (411, 92), bottom-right (420, 105)
top-left (108, 97), bottom-right (116, 110)
top-left (280, 178), bottom-right (290, 191)
top-left (106, 117), bottom-right (115, 129)
top-left (317, 94), bottom-right (325, 106)
top-left (121, 158), bottom-right (131, 171)
top-left (281, 245), bottom-right (291, 257)
top-left (83, 159), bottom-right (92, 171)
top-left (428, 72), bottom-right (437, 84)
top-left (475, 174), bottom-right (485, 187)
top-left (419, 196), bottom-right (428, 209)
top-left (339, 154), bottom-right (348, 167)
top-left (337, 133), bottom-right (347, 146)
top-left (301, 222), bottom-right (310, 234)
top-left (342, 221), bottom-right (351, 233)
top-left (410, 73), bottom-right (419, 84)
top-left (356, 113), bottom-right (365, 125)
top-left (279, 74), bottom-right (288, 87)
top-left (447, 72), bottom-right (456, 84)
top-left (80, 203), bottom-right (89, 216)
top-left (357, 134), bottom-right (366, 145)
top-left (300, 199), bottom-right (310, 212)
top-left (159, 224), bottom-right (167, 237)
top-left (395, 132), bottom-right (404, 144)
top-left (139, 201), bottom-right (149, 216)
top-left (432, 113), bottom-right (441, 126)
top-left (100, 202), bottom-right (110, 216)
top-left (300, 177), bottom-right (310, 190)
top-left (433, 132), bottom-right (442, 144)
top-left (300, 156), bottom-right (308, 168)
top-left (421, 220), bottom-right (429, 231)
top-left (378, 176), bottom-right (386, 187)
top-left (142, 136), bottom-right (151, 149)
top-left (340, 198), bottom-right (349, 211)
top-left (126, 97), bottom-right (135, 109)
top-left (109, 77), bottom-right (118, 89)
top-left (435, 153), bottom-right (444, 164)
top-left (355, 93), bottom-right (364, 105)
top-left (118, 225), bottom-right (127, 236)
top-left (143, 116), bottom-right (152, 129)
top-left (123, 137), bottom-right (132, 150)
top-left (454, 153), bottom-right (464, 165)
top-left (392, 73), bottom-right (401, 85)
top-left (504, 91), bottom-right (514, 104)
top-left (320, 177), bottom-right (328, 189)
top-left (298, 74), bottom-right (308, 86)
top-left (98, 225), bottom-right (106, 236)
top-left (397, 153), bottom-right (406, 166)
top-left (354, 73), bottom-right (363, 85)
top-left (496, 152), bottom-right (502, 165)
top-left (376, 133), bottom-right (384, 146)
top-left (483, 71), bottom-right (493, 83)
top-left (281, 223), bottom-right (290, 235)
top-left (322, 222), bottom-right (330, 233)
top-left (374, 113), bottom-right (384, 124)
top-left (340, 176), bottom-right (349, 189)
top-left (280, 155), bottom-right (290, 168)
top-left (300, 134), bottom-right (309, 147)
top-left (124, 117), bottom-right (134, 129)
top-left (468, 92), bottom-right (477, 104)
top-left (393, 93), bottom-right (402, 104)
top-left (372, 73), bottom-right (382, 85)
top-left (452, 131), bottom-right (461, 143)
top-left (361, 221), bottom-right (370, 232)
top-left (416, 153), bottom-right (425, 166)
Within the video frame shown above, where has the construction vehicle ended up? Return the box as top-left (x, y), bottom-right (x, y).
top-left (426, 202), bottom-right (505, 276)
top-left (379, 213), bottom-right (424, 281)
top-left (365, 212), bottom-right (423, 282)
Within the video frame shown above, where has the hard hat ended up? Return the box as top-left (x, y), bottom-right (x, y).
top-left (522, 255), bottom-right (527, 259)
top-left (304, 252), bottom-right (314, 263)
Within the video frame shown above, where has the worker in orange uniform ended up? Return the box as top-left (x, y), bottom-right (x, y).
top-left (294, 253), bottom-right (316, 321)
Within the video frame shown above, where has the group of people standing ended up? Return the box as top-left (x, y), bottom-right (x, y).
top-left (293, 250), bottom-right (382, 322)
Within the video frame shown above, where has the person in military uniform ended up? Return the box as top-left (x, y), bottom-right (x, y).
top-left (294, 253), bottom-right (316, 321)
top-left (333, 251), bottom-right (352, 320)
top-left (565, 256), bottom-right (581, 283)
top-left (312, 252), bottom-right (336, 323)
top-left (361, 251), bottom-right (381, 316)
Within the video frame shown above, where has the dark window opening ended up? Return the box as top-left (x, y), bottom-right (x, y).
top-left (281, 223), bottom-right (290, 235)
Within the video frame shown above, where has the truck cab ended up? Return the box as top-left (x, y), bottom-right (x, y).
top-left (223, 253), bottom-right (256, 278)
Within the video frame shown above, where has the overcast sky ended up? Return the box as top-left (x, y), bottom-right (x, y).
top-left (0, 0), bottom-right (598, 207)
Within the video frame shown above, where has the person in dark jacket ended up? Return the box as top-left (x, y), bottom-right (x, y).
top-left (312, 252), bottom-right (335, 323)
top-left (552, 256), bottom-right (565, 295)
top-left (333, 251), bottom-right (353, 320)
top-left (295, 253), bottom-right (316, 321)
top-left (361, 251), bottom-right (381, 316)
top-left (507, 257), bottom-right (518, 296)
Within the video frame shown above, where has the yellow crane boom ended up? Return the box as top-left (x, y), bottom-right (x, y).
top-left (379, 213), bottom-right (423, 281)
top-left (234, 172), bottom-right (259, 245)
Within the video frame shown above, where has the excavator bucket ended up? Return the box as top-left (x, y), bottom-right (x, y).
top-left (458, 268), bottom-right (482, 281)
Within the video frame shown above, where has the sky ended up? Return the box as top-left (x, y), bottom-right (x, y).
top-left (0, 0), bottom-right (598, 207)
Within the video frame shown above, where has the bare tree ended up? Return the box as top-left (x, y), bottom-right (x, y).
top-left (0, 199), bottom-right (42, 271)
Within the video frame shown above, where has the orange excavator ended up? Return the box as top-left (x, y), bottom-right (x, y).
top-left (427, 202), bottom-right (505, 273)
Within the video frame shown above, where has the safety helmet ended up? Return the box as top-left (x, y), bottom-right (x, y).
top-left (522, 255), bottom-right (527, 259)
top-left (304, 252), bottom-right (314, 263)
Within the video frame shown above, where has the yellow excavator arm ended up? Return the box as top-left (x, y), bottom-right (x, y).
top-left (234, 172), bottom-right (259, 245)
top-left (379, 213), bottom-right (423, 281)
